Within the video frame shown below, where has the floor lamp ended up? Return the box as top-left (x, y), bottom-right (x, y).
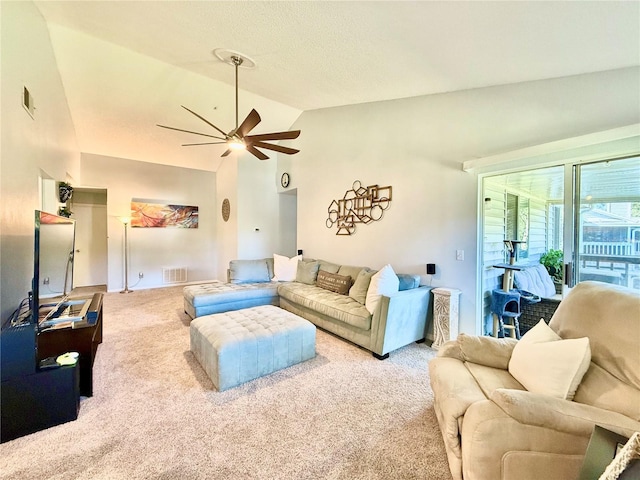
top-left (119, 217), bottom-right (133, 293)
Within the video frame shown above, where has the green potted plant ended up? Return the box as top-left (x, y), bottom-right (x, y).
top-left (58, 205), bottom-right (73, 218)
top-left (540, 249), bottom-right (563, 284)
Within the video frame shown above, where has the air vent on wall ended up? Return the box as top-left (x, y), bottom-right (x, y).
top-left (163, 267), bottom-right (188, 284)
top-left (23, 86), bottom-right (35, 118)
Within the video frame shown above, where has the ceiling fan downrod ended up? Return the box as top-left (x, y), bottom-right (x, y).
top-left (231, 55), bottom-right (244, 131)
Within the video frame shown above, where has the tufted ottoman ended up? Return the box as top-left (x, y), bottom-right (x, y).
top-left (190, 305), bottom-right (316, 391)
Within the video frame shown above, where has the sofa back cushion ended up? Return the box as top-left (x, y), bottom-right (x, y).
top-left (337, 265), bottom-right (365, 284)
top-left (229, 258), bottom-right (272, 284)
top-left (550, 281), bottom-right (640, 418)
top-left (513, 264), bottom-right (557, 298)
top-left (317, 260), bottom-right (341, 274)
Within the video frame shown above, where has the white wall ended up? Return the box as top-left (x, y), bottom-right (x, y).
top-left (80, 154), bottom-right (216, 291)
top-left (0, 2), bottom-right (80, 320)
top-left (289, 67), bottom-right (640, 334)
top-left (215, 155), bottom-right (238, 280)
top-left (278, 191), bottom-right (298, 257)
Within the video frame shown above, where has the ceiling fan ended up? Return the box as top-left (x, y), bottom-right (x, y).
top-left (157, 53), bottom-right (300, 161)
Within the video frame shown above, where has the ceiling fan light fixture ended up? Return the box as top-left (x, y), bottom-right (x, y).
top-left (227, 136), bottom-right (246, 150)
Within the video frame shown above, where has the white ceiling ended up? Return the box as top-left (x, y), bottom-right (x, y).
top-left (486, 155), bottom-right (640, 203)
top-left (35, 1), bottom-right (640, 112)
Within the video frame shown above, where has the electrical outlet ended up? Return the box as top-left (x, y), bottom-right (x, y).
top-left (43, 277), bottom-right (50, 285)
top-left (456, 250), bottom-right (464, 261)
top-left (138, 272), bottom-right (144, 279)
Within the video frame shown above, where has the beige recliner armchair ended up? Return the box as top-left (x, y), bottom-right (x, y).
top-left (429, 281), bottom-right (640, 480)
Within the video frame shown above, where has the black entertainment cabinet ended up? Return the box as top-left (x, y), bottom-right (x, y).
top-left (37, 293), bottom-right (103, 397)
top-left (0, 292), bottom-right (103, 443)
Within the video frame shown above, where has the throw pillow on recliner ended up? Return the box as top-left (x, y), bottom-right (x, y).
top-left (508, 319), bottom-right (591, 400)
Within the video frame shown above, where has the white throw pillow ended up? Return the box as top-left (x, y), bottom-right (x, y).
top-left (365, 264), bottom-right (399, 315)
top-left (272, 254), bottom-right (302, 282)
top-left (508, 320), bottom-right (591, 400)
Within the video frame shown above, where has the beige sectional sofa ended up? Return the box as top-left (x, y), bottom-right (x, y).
top-left (429, 281), bottom-right (640, 480)
top-left (184, 257), bottom-right (433, 359)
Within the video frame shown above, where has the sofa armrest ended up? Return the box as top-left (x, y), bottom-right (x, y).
top-left (371, 286), bottom-right (431, 355)
top-left (437, 334), bottom-right (517, 370)
top-left (491, 388), bottom-right (640, 438)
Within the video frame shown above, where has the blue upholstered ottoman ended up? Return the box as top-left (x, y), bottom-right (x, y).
top-left (190, 305), bottom-right (316, 391)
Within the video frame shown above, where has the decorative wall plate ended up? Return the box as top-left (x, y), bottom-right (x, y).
top-left (281, 172), bottom-right (290, 188)
top-left (222, 198), bottom-right (230, 222)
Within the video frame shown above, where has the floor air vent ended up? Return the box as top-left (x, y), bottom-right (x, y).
top-left (163, 267), bottom-right (188, 284)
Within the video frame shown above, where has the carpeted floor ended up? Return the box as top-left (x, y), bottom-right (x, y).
top-left (0, 286), bottom-right (452, 479)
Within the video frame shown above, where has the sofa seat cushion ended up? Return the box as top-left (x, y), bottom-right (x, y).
top-left (465, 362), bottom-right (525, 399)
top-left (278, 282), bottom-right (372, 331)
top-left (185, 281), bottom-right (279, 307)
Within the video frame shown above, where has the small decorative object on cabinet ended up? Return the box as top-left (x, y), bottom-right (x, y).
top-left (431, 288), bottom-right (461, 349)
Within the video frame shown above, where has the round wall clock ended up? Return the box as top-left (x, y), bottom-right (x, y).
top-left (221, 198), bottom-right (230, 222)
top-left (281, 172), bottom-right (290, 188)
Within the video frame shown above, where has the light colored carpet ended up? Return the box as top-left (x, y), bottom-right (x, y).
top-left (0, 286), bottom-right (453, 480)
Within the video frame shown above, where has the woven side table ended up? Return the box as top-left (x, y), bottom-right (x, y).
top-left (432, 288), bottom-right (461, 349)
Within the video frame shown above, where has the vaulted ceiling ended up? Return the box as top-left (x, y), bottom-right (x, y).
top-left (36, 1), bottom-right (640, 110)
top-left (33, 1), bottom-right (640, 172)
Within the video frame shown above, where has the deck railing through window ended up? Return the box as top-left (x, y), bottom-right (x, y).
top-left (582, 242), bottom-right (634, 256)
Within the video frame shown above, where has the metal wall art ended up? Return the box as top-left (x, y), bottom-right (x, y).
top-left (326, 180), bottom-right (392, 235)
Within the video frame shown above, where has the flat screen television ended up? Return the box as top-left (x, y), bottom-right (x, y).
top-left (32, 210), bottom-right (88, 328)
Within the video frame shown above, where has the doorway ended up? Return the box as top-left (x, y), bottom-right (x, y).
top-left (480, 155), bottom-right (640, 334)
top-left (573, 156), bottom-right (640, 289)
top-left (71, 188), bottom-right (108, 289)
top-left (480, 166), bottom-right (564, 334)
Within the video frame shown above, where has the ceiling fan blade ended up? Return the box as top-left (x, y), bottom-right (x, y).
top-left (221, 149), bottom-right (232, 157)
top-left (157, 124), bottom-right (226, 140)
top-left (250, 141), bottom-right (300, 155)
top-left (246, 145), bottom-right (270, 160)
top-left (246, 130), bottom-right (301, 142)
top-left (182, 141), bottom-right (227, 146)
top-left (181, 105), bottom-right (229, 138)
top-left (236, 109), bottom-right (261, 138)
